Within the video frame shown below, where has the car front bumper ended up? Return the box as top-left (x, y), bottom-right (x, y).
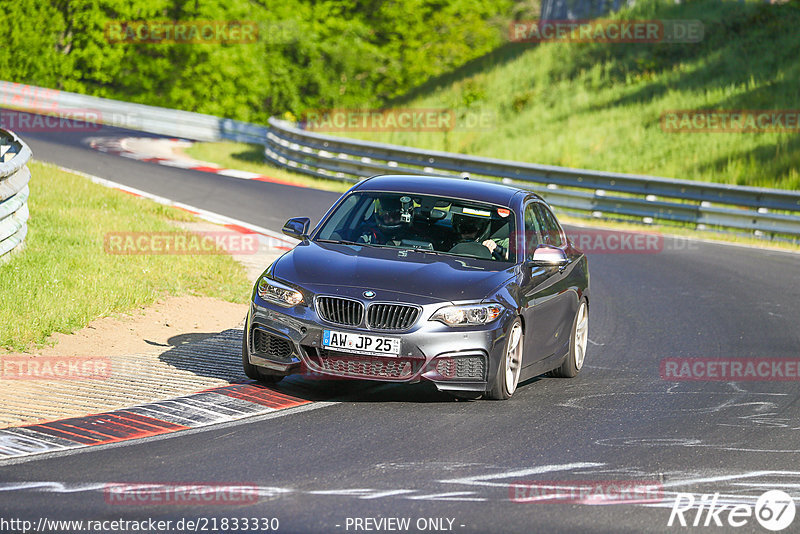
top-left (244, 297), bottom-right (514, 393)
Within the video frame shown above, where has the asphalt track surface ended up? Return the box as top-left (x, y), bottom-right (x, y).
top-left (2, 112), bottom-right (800, 533)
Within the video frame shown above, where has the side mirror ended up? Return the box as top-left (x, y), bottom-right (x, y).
top-left (282, 217), bottom-right (310, 240)
top-left (530, 244), bottom-right (569, 266)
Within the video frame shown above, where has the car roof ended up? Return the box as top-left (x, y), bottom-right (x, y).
top-left (353, 174), bottom-right (539, 207)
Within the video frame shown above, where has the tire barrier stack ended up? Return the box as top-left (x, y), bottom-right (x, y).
top-left (0, 128), bottom-right (31, 262)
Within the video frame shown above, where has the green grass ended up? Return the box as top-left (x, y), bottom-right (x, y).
top-left (0, 162), bottom-right (251, 351)
top-left (328, 0), bottom-right (800, 190)
top-left (183, 142), bottom-right (351, 193)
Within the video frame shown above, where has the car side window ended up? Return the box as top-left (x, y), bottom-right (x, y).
top-left (534, 204), bottom-right (564, 248)
top-left (524, 204), bottom-right (544, 259)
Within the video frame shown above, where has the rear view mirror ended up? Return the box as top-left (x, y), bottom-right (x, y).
top-left (282, 217), bottom-right (310, 240)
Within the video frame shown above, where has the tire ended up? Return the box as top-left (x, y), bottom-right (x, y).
top-left (241, 327), bottom-right (283, 384)
top-left (551, 299), bottom-right (588, 378)
top-left (487, 318), bottom-right (524, 400)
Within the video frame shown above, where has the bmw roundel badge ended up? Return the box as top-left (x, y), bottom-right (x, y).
top-left (363, 290), bottom-right (376, 299)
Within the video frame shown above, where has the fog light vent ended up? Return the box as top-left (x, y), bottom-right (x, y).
top-left (252, 329), bottom-right (293, 362)
top-left (436, 355), bottom-right (485, 380)
top-left (436, 358), bottom-right (457, 379)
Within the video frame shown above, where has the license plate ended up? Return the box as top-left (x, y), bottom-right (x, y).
top-left (323, 330), bottom-right (400, 356)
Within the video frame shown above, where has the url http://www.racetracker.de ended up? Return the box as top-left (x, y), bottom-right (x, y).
top-left (0, 516), bottom-right (281, 533)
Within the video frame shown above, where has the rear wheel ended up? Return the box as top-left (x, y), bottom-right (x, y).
top-left (241, 326), bottom-right (283, 384)
top-left (551, 299), bottom-right (588, 378)
top-left (487, 318), bottom-right (524, 400)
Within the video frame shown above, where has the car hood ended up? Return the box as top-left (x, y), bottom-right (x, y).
top-left (272, 241), bottom-right (515, 304)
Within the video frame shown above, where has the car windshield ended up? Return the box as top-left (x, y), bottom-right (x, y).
top-left (315, 191), bottom-right (516, 262)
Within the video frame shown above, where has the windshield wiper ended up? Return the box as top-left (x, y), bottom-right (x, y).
top-left (316, 238), bottom-right (381, 247)
top-left (317, 238), bottom-right (358, 245)
top-left (410, 248), bottom-right (443, 255)
top-left (316, 239), bottom-right (444, 254)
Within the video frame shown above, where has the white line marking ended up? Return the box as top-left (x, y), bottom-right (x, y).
top-left (440, 462), bottom-right (604, 488)
top-left (307, 489), bottom-right (416, 500)
top-left (158, 159), bottom-right (204, 169)
top-left (54, 164), bottom-right (294, 246)
top-left (406, 491), bottom-right (486, 502)
top-left (0, 481), bottom-right (107, 493)
top-left (660, 471), bottom-right (800, 489)
top-left (218, 169), bottom-right (263, 179)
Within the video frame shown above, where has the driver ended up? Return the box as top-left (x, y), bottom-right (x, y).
top-left (358, 197), bottom-right (406, 245)
top-left (452, 213), bottom-right (508, 260)
top-left (453, 215), bottom-right (488, 243)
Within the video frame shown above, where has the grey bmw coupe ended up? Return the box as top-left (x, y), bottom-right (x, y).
top-left (243, 174), bottom-right (589, 400)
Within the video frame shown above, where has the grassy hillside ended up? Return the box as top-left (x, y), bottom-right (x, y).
top-left (334, 0), bottom-right (800, 190)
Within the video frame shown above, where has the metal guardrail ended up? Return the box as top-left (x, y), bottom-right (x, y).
top-left (0, 81), bottom-right (268, 144)
top-left (0, 128), bottom-right (31, 261)
top-left (264, 118), bottom-right (800, 239)
top-left (2, 80), bottom-right (799, 239)
top-left (540, 0), bottom-right (632, 21)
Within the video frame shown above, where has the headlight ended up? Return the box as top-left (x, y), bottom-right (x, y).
top-left (257, 277), bottom-right (304, 307)
top-left (430, 303), bottom-right (503, 327)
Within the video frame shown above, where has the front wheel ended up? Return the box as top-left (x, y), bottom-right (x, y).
top-left (551, 299), bottom-right (588, 378)
top-left (487, 318), bottom-right (524, 400)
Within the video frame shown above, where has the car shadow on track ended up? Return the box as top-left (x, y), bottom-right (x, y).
top-left (157, 328), bottom-right (550, 404)
top-left (155, 328), bottom-right (443, 403)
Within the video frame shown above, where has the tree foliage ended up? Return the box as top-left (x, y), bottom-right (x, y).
top-left (0, 0), bottom-right (511, 123)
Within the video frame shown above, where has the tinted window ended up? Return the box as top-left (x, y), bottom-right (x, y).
top-left (534, 204), bottom-right (564, 247)
top-left (316, 192), bottom-right (516, 262)
top-left (524, 204), bottom-right (545, 259)
top-left (316, 194), bottom-right (362, 240)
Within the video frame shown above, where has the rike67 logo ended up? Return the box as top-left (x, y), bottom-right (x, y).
top-left (668, 490), bottom-right (796, 531)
